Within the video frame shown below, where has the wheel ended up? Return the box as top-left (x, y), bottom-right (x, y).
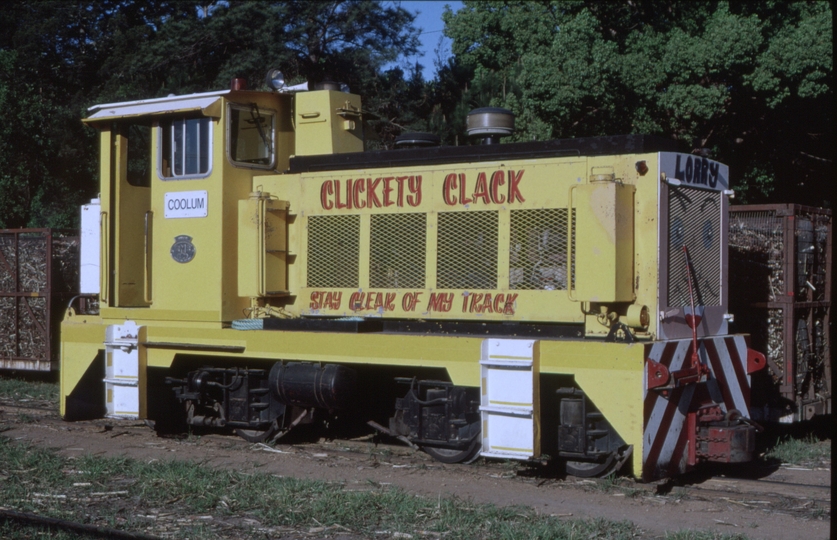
top-left (424, 438), bottom-right (481, 464)
top-left (235, 419), bottom-right (282, 443)
top-left (565, 451), bottom-right (618, 478)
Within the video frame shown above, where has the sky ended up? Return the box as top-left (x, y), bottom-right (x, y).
top-left (388, 1), bottom-right (464, 77)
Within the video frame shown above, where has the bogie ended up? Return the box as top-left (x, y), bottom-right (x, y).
top-left (389, 379), bottom-right (481, 463)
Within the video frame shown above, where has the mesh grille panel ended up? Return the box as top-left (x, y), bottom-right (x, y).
top-left (668, 187), bottom-right (721, 306)
top-left (307, 215), bottom-right (360, 288)
top-left (510, 209), bottom-right (573, 290)
top-left (370, 213), bottom-right (426, 288)
top-left (437, 211), bottom-right (498, 289)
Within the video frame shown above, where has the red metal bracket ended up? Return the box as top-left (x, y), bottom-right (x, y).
top-left (746, 348), bottom-right (766, 374)
top-left (646, 359), bottom-right (671, 390)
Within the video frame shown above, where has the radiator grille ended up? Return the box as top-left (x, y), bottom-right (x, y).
top-left (370, 213), bottom-right (426, 288)
top-left (668, 187), bottom-right (721, 306)
top-left (307, 215), bottom-right (360, 288)
top-left (437, 211), bottom-right (498, 289)
top-left (510, 209), bottom-right (574, 290)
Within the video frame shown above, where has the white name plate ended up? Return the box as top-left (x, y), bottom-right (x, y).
top-left (164, 191), bottom-right (208, 218)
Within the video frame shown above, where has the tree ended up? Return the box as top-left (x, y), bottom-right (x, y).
top-left (0, 0), bottom-right (421, 227)
top-left (442, 1), bottom-right (833, 205)
top-left (0, 0), bottom-right (196, 228)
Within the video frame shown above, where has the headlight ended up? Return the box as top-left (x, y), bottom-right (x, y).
top-left (265, 69), bottom-right (285, 91)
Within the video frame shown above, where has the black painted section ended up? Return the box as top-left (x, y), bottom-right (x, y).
top-left (288, 134), bottom-right (677, 174)
top-left (261, 316), bottom-right (583, 339)
top-left (382, 320), bottom-right (584, 339)
top-left (262, 317), bottom-right (384, 333)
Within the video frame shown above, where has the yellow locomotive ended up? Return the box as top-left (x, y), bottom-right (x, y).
top-left (60, 74), bottom-right (766, 480)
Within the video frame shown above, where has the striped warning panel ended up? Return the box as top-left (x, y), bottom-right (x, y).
top-left (642, 335), bottom-right (752, 481)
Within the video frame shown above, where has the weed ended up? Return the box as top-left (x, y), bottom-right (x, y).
top-left (766, 434), bottom-right (831, 466)
top-left (0, 436), bottom-right (766, 540)
top-left (500, 459), bottom-right (520, 471)
top-left (0, 375), bottom-right (59, 403)
top-left (595, 473), bottom-right (619, 491)
top-left (15, 413), bottom-right (35, 424)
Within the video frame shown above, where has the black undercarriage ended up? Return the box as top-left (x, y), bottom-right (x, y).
top-left (157, 357), bottom-right (627, 476)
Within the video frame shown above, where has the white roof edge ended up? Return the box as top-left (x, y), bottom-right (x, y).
top-left (87, 89), bottom-right (231, 114)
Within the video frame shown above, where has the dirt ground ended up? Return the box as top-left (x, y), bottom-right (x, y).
top-left (0, 405), bottom-right (831, 540)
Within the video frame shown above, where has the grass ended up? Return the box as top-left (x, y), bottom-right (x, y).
top-left (766, 433), bottom-right (831, 466)
top-left (0, 436), bottom-right (752, 540)
top-left (0, 435), bottom-right (640, 539)
top-left (0, 374), bottom-right (59, 403)
top-left (0, 376), bottom-right (824, 538)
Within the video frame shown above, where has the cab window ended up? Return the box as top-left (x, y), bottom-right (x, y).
top-left (123, 123), bottom-right (151, 187)
top-left (159, 117), bottom-right (212, 179)
top-left (228, 104), bottom-right (275, 168)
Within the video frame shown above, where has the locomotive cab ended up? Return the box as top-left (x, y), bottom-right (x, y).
top-left (80, 85), bottom-right (364, 323)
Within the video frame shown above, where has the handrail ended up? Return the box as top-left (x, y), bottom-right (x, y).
top-left (100, 211), bottom-right (109, 304)
top-left (144, 211), bottom-right (153, 304)
top-left (258, 196), bottom-right (266, 297)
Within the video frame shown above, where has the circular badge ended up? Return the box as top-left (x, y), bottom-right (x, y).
top-left (170, 235), bottom-right (196, 263)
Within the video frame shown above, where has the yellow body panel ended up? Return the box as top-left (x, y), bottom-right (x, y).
top-left (59, 315), bottom-right (106, 417)
top-left (295, 91), bottom-right (363, 156)
top-left (255, 157), bottom-right (659, 329)
top-left (573, 181), bottom-right (635, 303)
top-left (539, 340), bottom-right (645, 474)
top-left (62, 316), bottom-right (644, 472)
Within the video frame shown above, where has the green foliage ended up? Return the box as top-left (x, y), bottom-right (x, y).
top-left (0, 437), bottom-right (647, 539)
top-left (0, 1), bottom-right (421, 226)
top-left (766, 434), bottom-right (831, 466)
top-left (443, 0), bottom-right (833, 205)
top-left (0, 0), bottom-right (830, 226)
top-left (0, 374), bottom-right (59, 402)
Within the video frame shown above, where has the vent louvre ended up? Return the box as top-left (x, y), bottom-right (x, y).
top-left (370, 213), bottom-right (426, 288)
top-left (668, 188), bottom-right (721, 306)
top-left (437, 211), bottom-right (498, 290)
top-left (307, 215), bottom-right (360, 288)
top-left (510, 209), bottom-right (574, 290)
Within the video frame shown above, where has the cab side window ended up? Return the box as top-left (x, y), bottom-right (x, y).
top-left (228, 104), bottom-right (275, 169)
top-left (124, 123), bottom-right (151, 187)
top-left (159, 117), bottom-right (212, 179)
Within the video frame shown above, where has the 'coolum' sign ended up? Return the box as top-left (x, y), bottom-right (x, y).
top-left (164, 191), bottom-right (208, 219)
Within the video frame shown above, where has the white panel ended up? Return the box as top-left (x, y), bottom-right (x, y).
top-left (80, 200), bottom-right (101, 294)
top-left (482, 412), bottom-right (534, 457)
top-left (481, 338), bottom-right (535, 363)
top-left (106, 382), bottom-right (139, 419)
top-left (480, 339), bottom-right (537, 460)
top-left (109, 347), bottom-right (138, 380)
top-left (87, 91), bottom-right (228, 121)
top-left (105, 321), bottom-right (140, 344)
top-left (485, 367), bottom-right (533, 410)
top-left (103, 322), bottom-right (141, 418)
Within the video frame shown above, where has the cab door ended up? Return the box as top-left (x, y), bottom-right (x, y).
top-left (102, 122), bottom-right (152, 307)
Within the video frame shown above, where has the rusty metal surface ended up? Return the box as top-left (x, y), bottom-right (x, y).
top-left (0, 228), bottom-right (79, 371)
top-left (728, 205), bottom-right (832, 421)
